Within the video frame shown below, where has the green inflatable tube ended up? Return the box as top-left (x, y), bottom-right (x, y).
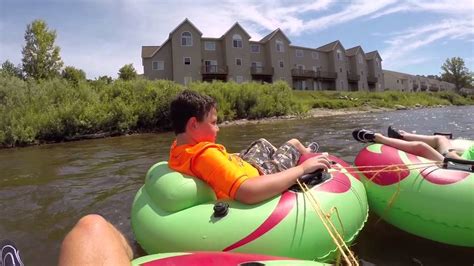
top-left (354, 140), bottom-right (474, 246)
top-left (131, 251), bottom-right (330, 266)
top-left (131, 154), bottom-right (368, 262)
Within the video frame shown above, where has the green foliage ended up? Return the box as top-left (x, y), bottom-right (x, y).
top-left (21, 19), bottom-right (63, 80)
top-left (1, 60), bottom-right (23, 79)
top-left (440, 57), bottom-right (472, 92)
top-left (118, 64), bottom-right (137, 80)
top-left (61, 66), bottom-right (86, 85)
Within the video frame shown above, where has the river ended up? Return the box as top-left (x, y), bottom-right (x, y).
top-left (1, 106), bottom-right (473, 265)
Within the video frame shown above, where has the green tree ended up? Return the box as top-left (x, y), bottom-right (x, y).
top-left (22, 19), bottom-right (63, 80)
top-left (61, 66), bottom-right (86, 85)
top-left (440, 57), bottom-right (472, 92)
top-left (97, 75), bottom-right (113, 84)
top-left (0, 60), bottom-right (23, 79)
top-left (118, 64), bottom-right (137, 80)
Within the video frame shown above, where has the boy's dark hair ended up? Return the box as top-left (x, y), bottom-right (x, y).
top-left (170, 90), bottom-right (217, 134)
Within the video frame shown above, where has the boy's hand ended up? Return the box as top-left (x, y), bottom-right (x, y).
top-left (299, 155), bottom-right (331, 174)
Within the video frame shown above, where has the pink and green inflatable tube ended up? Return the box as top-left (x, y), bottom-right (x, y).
top-left (131, 154), bottom-right (368, 262)
top-left (131, 251), bottom-right (330, 266)
top-left (354, 140), bottom-right (474, 247)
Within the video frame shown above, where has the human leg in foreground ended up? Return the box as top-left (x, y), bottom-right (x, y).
top-left (58, 214), bottom-right (133, 266)
top-left (352, 128), bottom-right (445, 161)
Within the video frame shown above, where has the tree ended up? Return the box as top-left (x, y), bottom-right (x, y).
top-left (440, 57), bottom-right (472, 92)
top-left (22, 19), bottom-right (63, 80)
top-left (97, 75), bottom-right (113, 84)
top-left (118, 64), bottom-right (137, 80)
top-left (61, 66), bottom-right (86, 85)
top-left (0, 60), bottom-right (23, 79)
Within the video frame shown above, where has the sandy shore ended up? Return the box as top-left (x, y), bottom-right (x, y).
top-left (219, 106), bottom-right (393, 127)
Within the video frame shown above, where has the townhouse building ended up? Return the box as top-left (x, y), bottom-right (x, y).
top-left (142, 19), bottom-right (384, 91)
top-left (383, 70), bottom-right (455, 92)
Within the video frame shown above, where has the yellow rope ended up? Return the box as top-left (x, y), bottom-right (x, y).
top-left (297, 180), bottom-right (359, 266)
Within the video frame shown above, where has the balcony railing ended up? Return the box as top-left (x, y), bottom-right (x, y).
top-left (316, 71), bottom-right (337, 80)
top-left (347, 73), bottom-right (360, 82)
top-left (251, 66), bottom-right (274, 76)
top-left (201, 65), bottom-right (228, 75)
top-left (367, 76), bottom-right (378, 84)
top-left (291, 68), bottom-right (316, 78)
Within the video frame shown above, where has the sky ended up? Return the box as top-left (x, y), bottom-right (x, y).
top-left (1, 0), bottom-right (473, 79)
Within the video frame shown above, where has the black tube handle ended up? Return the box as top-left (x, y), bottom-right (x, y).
top-left (442, 157), bottom-right (474, 172)
top-left (434, 132), bottom-right (453, 139)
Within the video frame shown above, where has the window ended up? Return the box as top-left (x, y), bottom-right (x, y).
top-left (233, 34), bottom-right (242, 48)
top-left (204, 41), bottom-right (215, 51)
top-left (252, 62), bottom-right (262, 73)
top-left (375, 58), bottom-right (379, 67)
top-left (235, 58), bottom-right (242, 66)
top-left (250, 44), bottom-right (260, 53)
top-left (183, 57), bottom-right (191, 65)
top-left (339, 68), bottom-right (342, 73)
top-left (181, 32), bottom-right (192, 46)
top-left (152, 61), bottom-right (164, 70)
top-left (204, 60), bottom-right (217, 73)
top-left (184, 76), bottom-right (192, 85)
top-left (297, 64), bottom-right (305, 70)
top-left (312, 51), bottom-right (319, 60)
top-left (337, 49), bottom-right (342, 61)
top-left (276, 39), bottom-right (284, 52)
top-left (296, 49), bottom-right (304, 57)
top-left (358, 54), bottom-right (363, 64)
top-left (236, 76), bottom-right (244, 83)
top-left (279, 60), bottom-right (284, 68)
top-left (312, 66), bottom-right (317, 71)
top-left (361, 71), bottom-right (364, 75)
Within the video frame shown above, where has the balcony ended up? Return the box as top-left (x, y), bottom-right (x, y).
top-left (347, 73), bottom-right (360, 83)
top-left (201, 65), bottom-right (228, 75)
top-left (251, 66), bottom-right (274, 76)
top-left (367, 76), bottom-right (378, 84)
top-left (291, 68), bottom-right (316, 78)
top-left (316, 71), bottom-right (337, 80)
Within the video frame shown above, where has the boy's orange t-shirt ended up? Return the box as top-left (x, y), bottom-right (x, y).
top-left (169, 140), bottom-right (260, 199)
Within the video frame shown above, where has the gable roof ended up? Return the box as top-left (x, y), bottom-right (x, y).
top-left (366, 50), bottom-right (382, 61)
top-left (169, 18), bottom-right (203, 37)
top-left (221, 22), bottom-right (251, 39)
top-left (345, 46), bottom-right (365, 57)
top-left (142, 46), bottom-right (160, 58)
top-left (259, 28), bottom-right (291, 43)
top-left (317, 40), bottom-right (345, 52)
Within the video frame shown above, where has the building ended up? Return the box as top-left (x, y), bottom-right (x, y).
top-left (142, 18), bottom-right (384, 91)
top-left (383, 70), bottom-right (455, 92)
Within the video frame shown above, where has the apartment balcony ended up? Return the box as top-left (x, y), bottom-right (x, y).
top-left (201, 65), bottom-right (228, 75)
top-left (291, 68), bottom-right (316, 78)
top-left (251, 66), bottom-right (274, 76)
top-left (367, 76), bottom-right (378, 84)
top-left (316, 71), bottom-right (337, 80)
top-left (347, 73), bottom-right (360, 83)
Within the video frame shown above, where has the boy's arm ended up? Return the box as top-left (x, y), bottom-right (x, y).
top-left (235, 156), bottom-right (331, 204)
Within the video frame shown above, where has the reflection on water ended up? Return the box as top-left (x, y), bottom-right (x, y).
top-left (0, 106), bottom-right (473, 265)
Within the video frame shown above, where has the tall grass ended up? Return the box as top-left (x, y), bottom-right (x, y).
top-left (0, 76), bottom-right (302, 147)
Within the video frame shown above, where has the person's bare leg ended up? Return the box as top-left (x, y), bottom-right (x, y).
top-left (287, 139), bottom-right (312, 154)
top-left (374, 133), bottom-right (444, 161)
top-left (397, 131), bottom-right (452, 153)
top-left (58, 214), bottom-right (133, 266)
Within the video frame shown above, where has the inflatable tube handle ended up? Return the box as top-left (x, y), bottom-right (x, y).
top-left (434, 132), bottom-right (453, 139)
top-left (442, 157), bottom-right (474, 172)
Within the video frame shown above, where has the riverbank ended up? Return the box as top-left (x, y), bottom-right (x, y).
top-left (1, 74), bottom-right (473, 148)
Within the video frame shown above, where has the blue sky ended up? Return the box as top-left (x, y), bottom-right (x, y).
top-left (1, 0), bottom-right (473, 79)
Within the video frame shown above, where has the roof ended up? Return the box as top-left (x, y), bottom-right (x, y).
top-left (345, 46), bottom-right (364, 57)
top-left (142, 46), bottom-right (160, 58)
top-left (169, 18), bottom-right (203, 37)
top-left (316, 40), bottom-right (344, 52)
top-left (221, 22), bottom-right (251, 39)
top-left (366, 50), bottom-right (382, 61)
top-left (259, 28), bottom-right (291, 43)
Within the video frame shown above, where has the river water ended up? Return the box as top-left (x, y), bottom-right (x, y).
top-left (1, 106), bottom-right (473, 265)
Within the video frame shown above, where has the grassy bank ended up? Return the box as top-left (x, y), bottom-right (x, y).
top-left (1, 74), bottom-right (473, 148)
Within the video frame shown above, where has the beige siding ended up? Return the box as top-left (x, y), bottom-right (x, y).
top-left (268, 32), bottom-right (291, 84)
top-left (144, 41), bottom-right (173, 80)
top-left (201, 39), bottom-right (226, 69)
top-left (223, 27), bottom-right (251, 83)
top-left (249, 42), bottom-right (267, 69)
top-left (170, 23), bottom-right (202, 85)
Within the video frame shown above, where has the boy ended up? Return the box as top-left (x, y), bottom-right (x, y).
top-left (169, 90), bottom-right (331, 204)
